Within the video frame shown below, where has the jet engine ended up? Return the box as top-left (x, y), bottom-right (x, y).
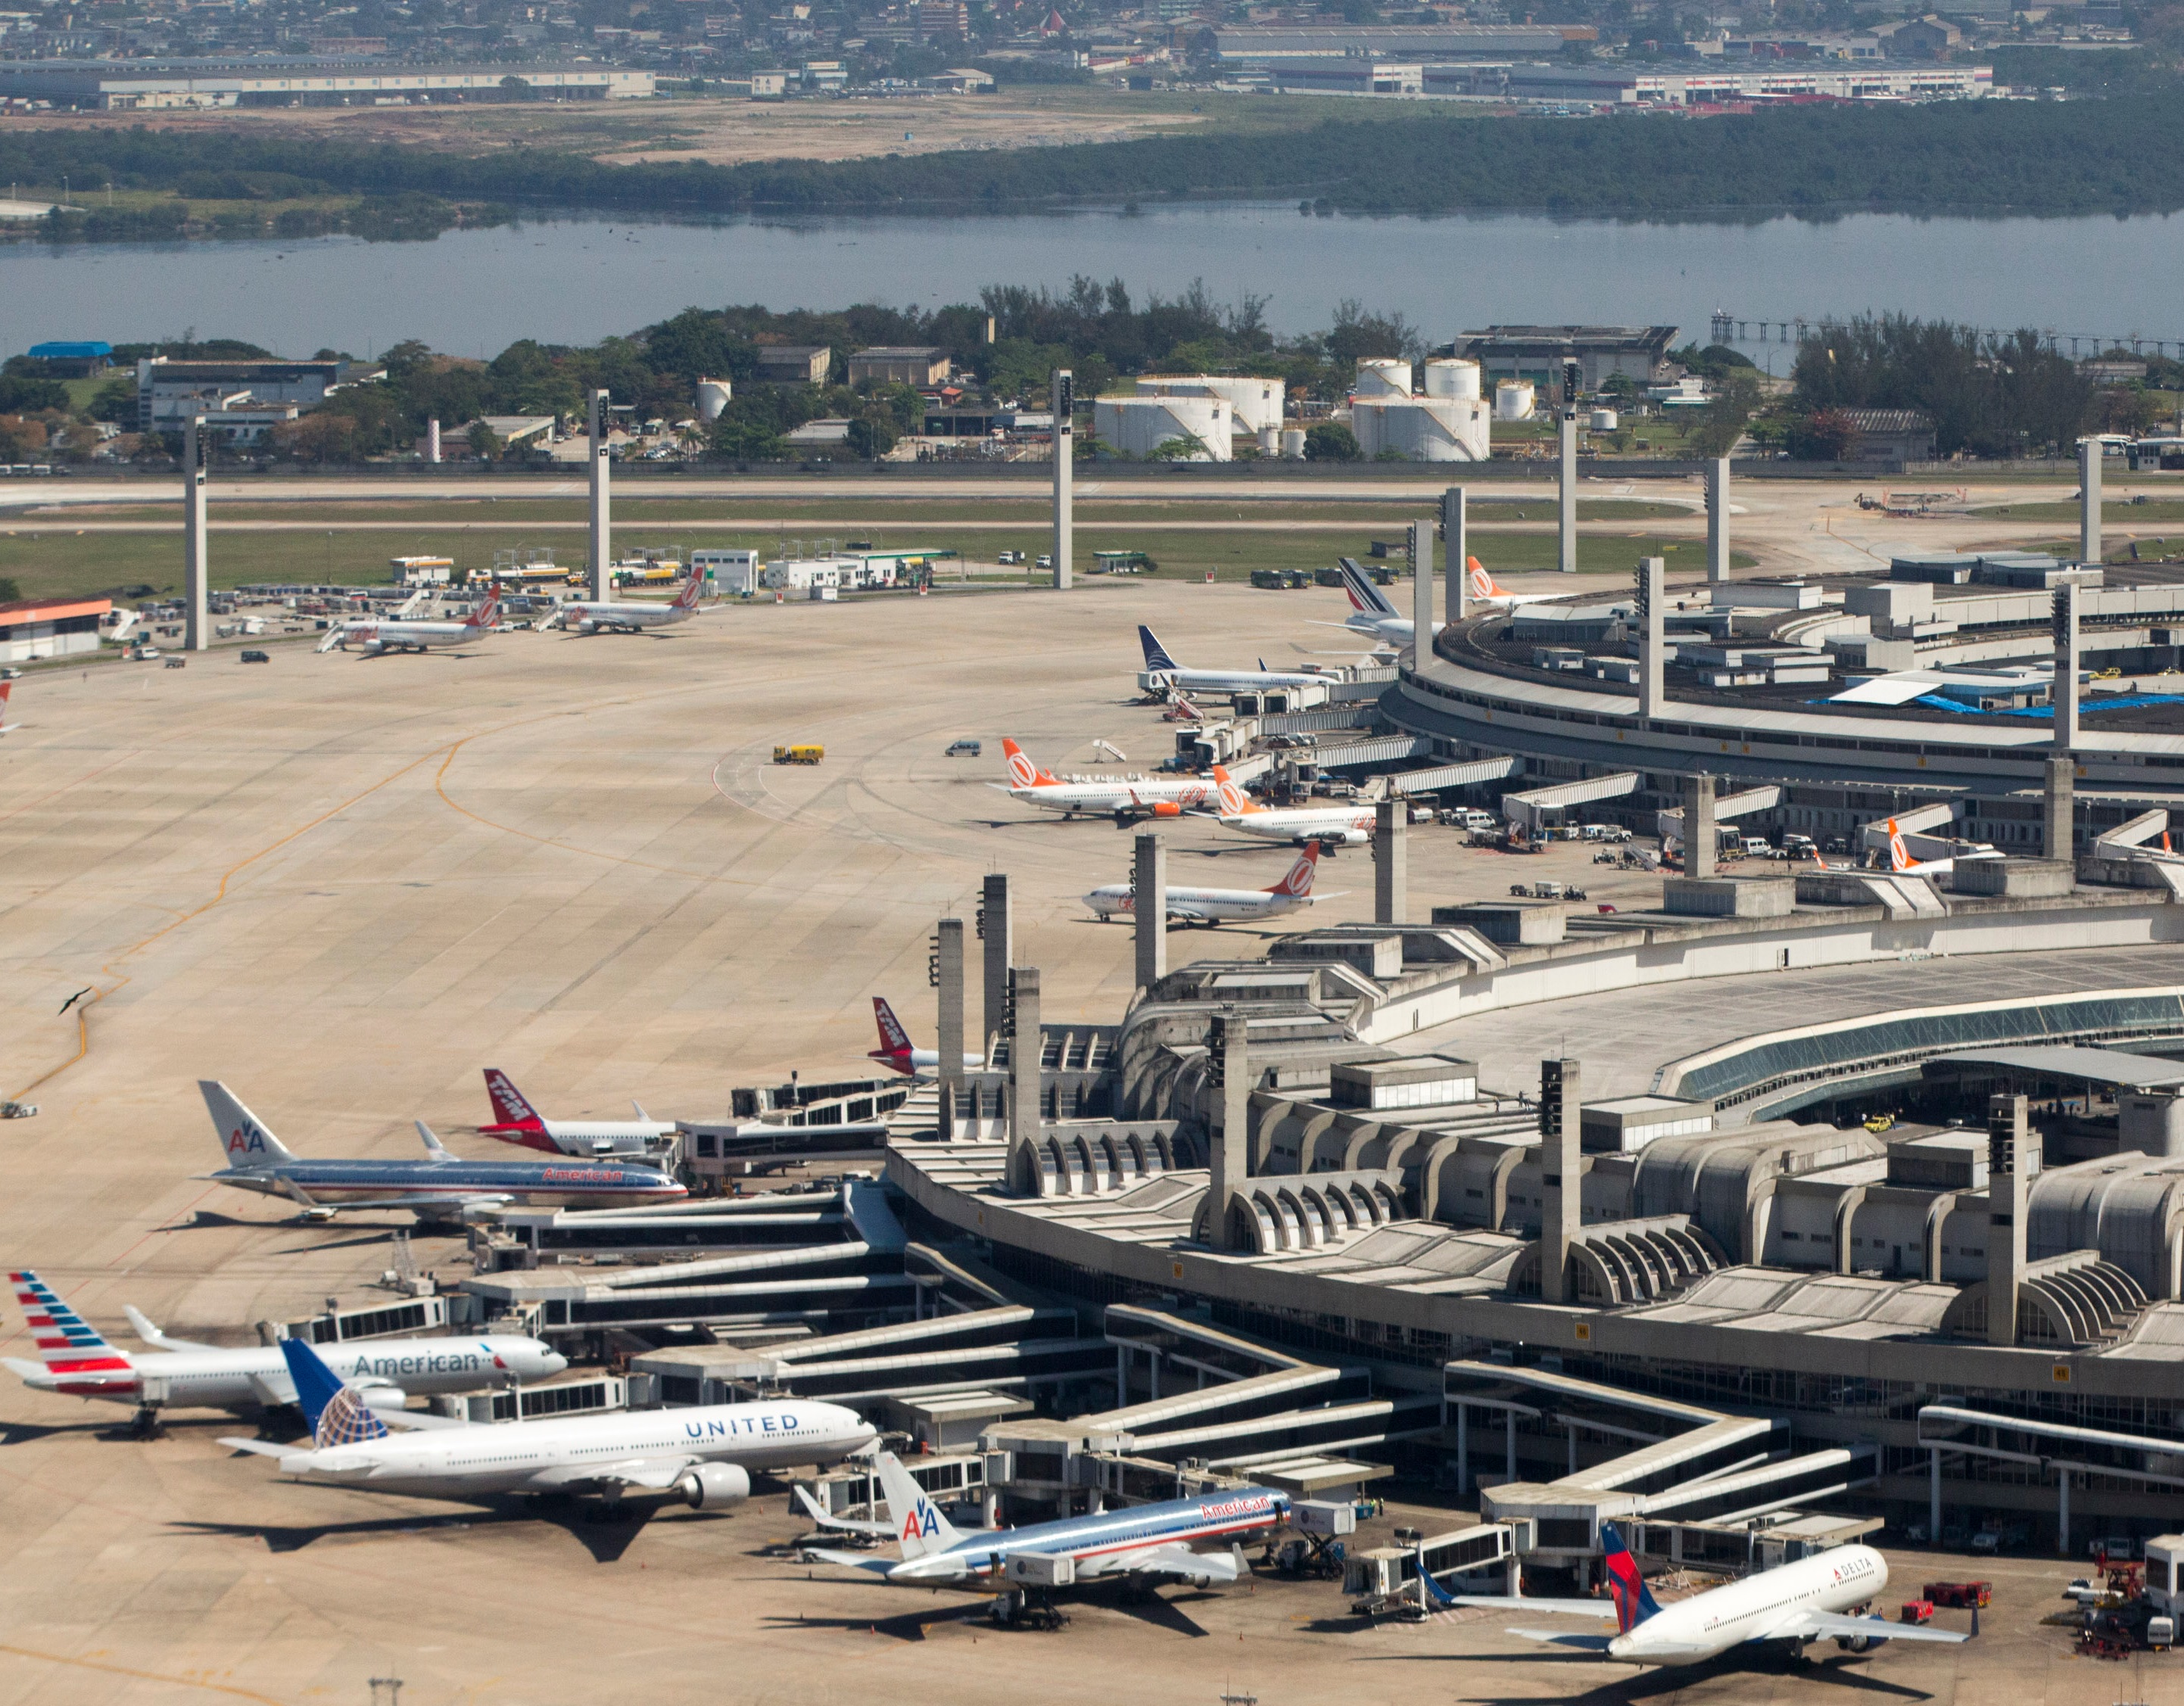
top-left (675, 1462), bottom-right (751, 1509)
top-left (1834, 1628), bottom-right (1888, 1654)
top-left (356, 1384), bottom-right (410, 1412)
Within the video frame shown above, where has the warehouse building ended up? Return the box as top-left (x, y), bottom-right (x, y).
top-left (0, 58), bottom-right (655, 109)
top-left (0, 595), bottom-right (111, 662)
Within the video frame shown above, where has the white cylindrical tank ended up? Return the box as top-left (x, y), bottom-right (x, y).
top-left (1257, 425), bottom-right (1279, 455)
top-left (1351, 397), bottom-right (1491, 462)
top-left (1092, 394), bottom-right (1232, 461)
top-left (1281, 428), bottom-right (1307, 459)
top-left (1422, 358), bottom-right (1481, 401)
top-left (1136, 375), bottom-right (1285, 435)
top-left (1590, 407), bottom-right (1619, 431)
top-left (1354, 358), bottom-right (1412, 400)
top-left (425, 418), bottom-right (441, 464)
top-left (1494, 379), bottom-right (1536, 422)
top-left (696, 377), bottom-right (733, 422)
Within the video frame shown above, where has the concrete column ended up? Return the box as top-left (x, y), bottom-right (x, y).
top-left (1637, 556), bottom-right (1666, 719)
top-left (1506, 1411), bottom-right (1516, 1484)
top-left (1133, 833), bottom-right (1167, 991)
top-left (1410, 516), bottom-right (1434, 661)
top-left (1051, 369), bottom-right (1073, 590)
top-left (182, 415), bottom-right (209, 652)
top-left (425, 418), bottom-right (441, 465)
top-left (1685, 771), bottom-right (1717, 879)
top-left (1930, 1447), bottom-right (1941, 1542)
top-left (2045, 754), bottom-right (2076, 861)
top-left (936, 917), bottom-right (965, 1122)
top-left (1706, 456), bottom-right (1731, 584)
top-left (1373, 798), bottom-right (1407, 924)
top-left (1457, 1402), bottom-right (1469, 1495)
top-left (1009, 965), bottom-right (1042, 1142)
top-left (1443, 485), bottom-right (1468, 624)
top-left (2053, 581), bottom-right (2080, 754)
top-left (1557, 412), bottom-right (1578, 574)
top-left (587, 388), bottom-right (612, 599)
top-left (1540, 1057), bottom-right (1581, 1305)
top-left (1987, 1093), bottom-right (2034, 1348)
top-left (2058, 1468), bottom-right (2070, 1557)
top-left (1207, 1010), bottom-right (1249, 1250)
top-left (980, 873), bottom-right (1011, 1057)
top-left (2080, 437), bottom-right (2102, 567)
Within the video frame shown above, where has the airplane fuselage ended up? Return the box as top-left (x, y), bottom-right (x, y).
top-left (336, 621), bottom-right (487, 654)
top-left (1008, 778), bottom-right (1214, 817)
top-left (558, 602), bottom-right (697, 634)
top-left (1222, 808), bottom-right (1374, 846)
top-left (11, 1334), bottom-right (564, 1409)
top-left (1083, 883), bottom-right (1313, 923)
top-left (478, 1118), bottom-right (678, 1156)
top-left (1142, 666), bottom-right (1325, 696)
top-left (891, 1487), bottom-right (1288, 1583)
top-left (1610, 1546), bottom-right (1890, 1666)
top-left (210, 1156), bottom-right (685, 1214)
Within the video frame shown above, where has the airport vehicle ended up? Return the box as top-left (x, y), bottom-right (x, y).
top-left (318, 596), bottom-right (501, 655)
top-left (0, 680), bottom-right (16, 733)
top-left (475, 1069), bottom-right (678, 1157)
top-left (1083, 843), bottom-right (1326, 925)
top-left (866, 998), bottom-right (984, 1079)
top-left (5, 1269), bottom-right (564, 1421)
top-left (223, 1337), bottom-right (875, 1508)
top-left (1451, 1521), bottom-right (1971, 1667)
top-left (1930, 1581), bottom-right (1992, 1608)
top-left (239, 649), bottom-right (269, 664)
top-left (546, 570), bottom-right (707, 634)
top-left (800, 1450), bottom-right (1286, 1618)
top-left (1136, 626), bottom-right (1326, 697)
top-left (197, 1080), bottom-right (688, 1220)
top-left (946, 739), bottom-right (983, 757)
top-left (995, 738), bottom-right (1214, 822)
top-left (775, 745), bottom-right (824, 765)
top-left (1211, 765), bottom-right (1375, 848)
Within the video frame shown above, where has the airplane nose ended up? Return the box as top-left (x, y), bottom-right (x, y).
top-left (543, 1351), bottom-right (569, 1374)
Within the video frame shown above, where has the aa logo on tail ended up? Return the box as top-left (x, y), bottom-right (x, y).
top-left (226, 1124), bottom-right (269, 1157)
top-left (902, 1500), bottom-right (943, 1542)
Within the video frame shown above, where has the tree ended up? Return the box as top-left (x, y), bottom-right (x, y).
top-left (1305, 422), bottom-right (1360, 462)
top-left (1684, 369), bottom-right (1762, 459)
top-left (467, 421), bottom-right (502, 461)
top-left (1787, 408), bottom-right (1859, 462)
top-left (1151, 431), bottom-right (1212, 462)
top-left (712, 417), bottom-right (788, 461)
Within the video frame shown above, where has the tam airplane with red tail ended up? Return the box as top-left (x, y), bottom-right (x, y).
top-left (548, 569), bottom-right (710, 634)
top-left (477, 1069), bottom-right (678, 1157)
top-left (319, 596), bottom-right (502, 655)
top-left (866, 998), bottom-right (985, 1079)
top-left (993, 737), bottom-right (1214, 823)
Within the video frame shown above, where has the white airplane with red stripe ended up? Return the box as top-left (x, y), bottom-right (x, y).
top-left (1083, 842), bottom-right (1329, 924)
top-left (866, 998), bottom-right (983, 1078)
top-left (0, 680), bottom-right (18, 733)
top-left (995, 738), bottom-right (1214, 823)
top-left (476, 1069), bottom-right (678, 1157)
top-left (548, 571), bottom-right (709, 634)
top-left (1212, 764), bottom-right (1376, 847)
top-left (319, 595), bottom-right (502, 655)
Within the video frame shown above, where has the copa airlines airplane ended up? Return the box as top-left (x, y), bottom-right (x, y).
top-left (198, 1080), bottom-right (687, 1219)
top-left (547, 571), bottom-right (708, 634)
top-left (223, 1337), bottom-right (876, 1510)
top-left (801, 1450), bottom-right (1286, 1615)
top-left (867, 998), bottom-right (983, 1078)
top-left (319, 596), bottom-right (501, 655)
top-left (1212, 764), bottom-right (1376, 848)
top-left (1137, 626), bottom-right (1328, 696)
top-left (1084, 843), bottom-right (1327, 925)
top-left (1452, 1521), bottom-right (1970, 1668)
top-left (995, 738), bottom-right (1215, 823)
top-left (475, 1069), bottom-right (678, 1157)
top-left (5, 1269), bottom-right (565, 1421)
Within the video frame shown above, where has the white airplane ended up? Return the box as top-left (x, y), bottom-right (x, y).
top-left (225, 1337), bottom-right (876, 1511)
top-left (0, 680), bottom-right (17, 733)
top-left (1452, 1521), bottom-right (1969, 1669)
top-left (1211, 765), bottom-right (1375, 848)
top-left (319, 595), bottom-right (502, 655)
top-left (1137, 626), bottom-right (1329, 696)
top-left (1886, 817), bottom-right (2000, 878)
top-left (5, 1269), bottom-right (565, 1424)
top-left (995, 738), bottom-right (1216, 823)
top-left (547, 571), bottom-right (708, 634)
top-left (1324, 556), bottom-right (1558, 646)
top-left (866, 998), bottom-right (983, 1078)
top-left (475, 1068), bottom-right (678, 1157)
top-left (1084, 842), bottom-right (1328, 926)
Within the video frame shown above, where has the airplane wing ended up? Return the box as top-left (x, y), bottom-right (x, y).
top-left (1757, 1610), bottom-right (1970, 1647)
top-left (375, 1408), bottom-right (471, 1432)
top-left (248, 1371), bottom-right (296, 1406)
top-left (1450, 1596), bottom-right (1618, 1618)
top-left (1164, 904), bottom-right (1216, 922)
top-left (801, 1547), bottom-right (900, 1575)
top-left (533, 1455), bottom-right (696, 1491)
top-left (1506, 1630), bottom-right (1618, 1652)
top-left (1081, 1543), bottom-right (1243, 1583)
top-left (795, 1484), bottom-right (895, 1536)
top-left (123, 1305), bottom-right (221, 1353)
top-left (273, 1191), bottom-right (515, 1215)
top-left (220, 1437), bottom-right (311, 1459)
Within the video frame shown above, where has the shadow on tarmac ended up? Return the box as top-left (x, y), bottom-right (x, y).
top-left (1430, 1648), bottom-right (1936, 1704)
top-left (173, 1494), bottom-right (731, 1563)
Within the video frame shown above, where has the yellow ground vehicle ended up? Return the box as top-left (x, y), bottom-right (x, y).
top-left (774, 745), bottom-right (824, 765)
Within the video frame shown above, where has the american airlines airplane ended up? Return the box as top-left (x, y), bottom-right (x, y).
top-left (475, 1069), bottom-right (678, 1157)
top-left (1452, 1521), bottom-right (1969, 1668)
top-left (224, 1337), bottom-right (876, 1511)
top-left (319, 596), bottom-right (502, 655)
top-left (866, 998), bottom-right (983, 1078)
top-left (1083, 843), bottom-right (1327, 925)
top-left (1212, 764), bottom-right (1375, 848)
top-left (5, 1269), bottom-right (565, 1422)
top-left (995, 738), bottom-right (1215, 822)
top-left (801, 1450), bottom-right (1286, 1620)
top-left (547, 571), bottom-right (708, 634)
top-left (197, 1080), bottom-right (687, 1219)
top-left (1137, 626), bottom-right (1329, 696)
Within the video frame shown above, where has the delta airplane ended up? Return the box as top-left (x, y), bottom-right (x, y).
top-left (319, 596), bottom-right (502, 655)
top-left (547, 571), bottom-right (708, 634)
top-left (223, 1337), bottom-right (875, 1510)
top-left (800, 1449), bottom-right (1286, 1612)
top-left (1327, 556), bottom-right (1556, 647)
top-left (867, 998), bottom-right (984, 1079)
top-left (1084, 843), bottom-right (1328, 926)
top-left (1212, 764), bottom-right (1376, 848)
top-left (995, 738), bottom-right (1215, 823)
top-left (198, 1080), bottom-right (687, 1220)
top-left (1137, 626), bottom-right (1329, 697)
top-left (5, 1269), bottom-right (565, 1422)
top-left (1451, 1521), bottom-right (1970, 1668)
top-left (476, 1069), bottom-right (678, 1157)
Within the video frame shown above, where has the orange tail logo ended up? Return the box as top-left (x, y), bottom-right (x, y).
top-left (1467, 556), bottom-right (1500, 599)
top-left (1002, 739), bottom-right (1055, 789)
top-left (1268, 843), bottom-right (1321, 898)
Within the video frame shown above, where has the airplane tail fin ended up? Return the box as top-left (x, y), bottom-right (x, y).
top-left (1001, 738), bottom-right (1058, 789)
top-left (1211, 764), bottom-right (1258, 818)
top-left (280, 1337), bottom-right (391, 1446)
top-left (416, 1121), bottom-right (452, 1159)
top-left (872, 997), bottom-right (914, 1057)
top-left (0, 679), bottom-right (13, 722)
top-left (674, 572), bottom-right (705, 609)
top-left (874, 1451), bottom-right (961, 1558)
top-left (10, 1272), bottom-right (133, 1376)
top-left (483, 1068), bottom-right (543, 1128)
top-left (1597, 1523), bottom-right (1662, 1633)
top-left (1138, 625), bottom-right (1180, 673)
top-left (1338, 559), bottom-right (1398, 617)
top-left (1266, 842), bottom-right (1322, 898)
top-left (200, 1081), bottom-right (298, 1166)
top-left (1886, 817), bottom-right (1911, 873)
top-left (464, 595), bottom-right (502, 630)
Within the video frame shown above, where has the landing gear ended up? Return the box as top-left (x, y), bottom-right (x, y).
top-left (126, 1405), bottom-right (164, 1439)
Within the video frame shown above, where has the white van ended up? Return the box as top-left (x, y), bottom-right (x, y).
top-left (1742, 836), bottom-right (1773, 858)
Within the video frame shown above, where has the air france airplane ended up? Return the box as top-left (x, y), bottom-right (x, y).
top-left (319, 596), bottom-right (501, 655)
top-left (223, 1338), bottom-right (876, 1511)
top-left (1451, 1521), bottom-right (1970, 1669)
top-left (1136, 627), bottom-right (1327, 696)
top-left (1326, 556), bottom-right (1555, 647)
top-left (547, 571), bottom-right (708, 634)
top-left (1083, 843), bottom-right (1328, 925)
top-left (4, 1269), bottom-right (564, 1421)
top-left (866, 998), bottom-right (983, 1079)
top-left (475, 1069), bottom-right (678, 1157)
